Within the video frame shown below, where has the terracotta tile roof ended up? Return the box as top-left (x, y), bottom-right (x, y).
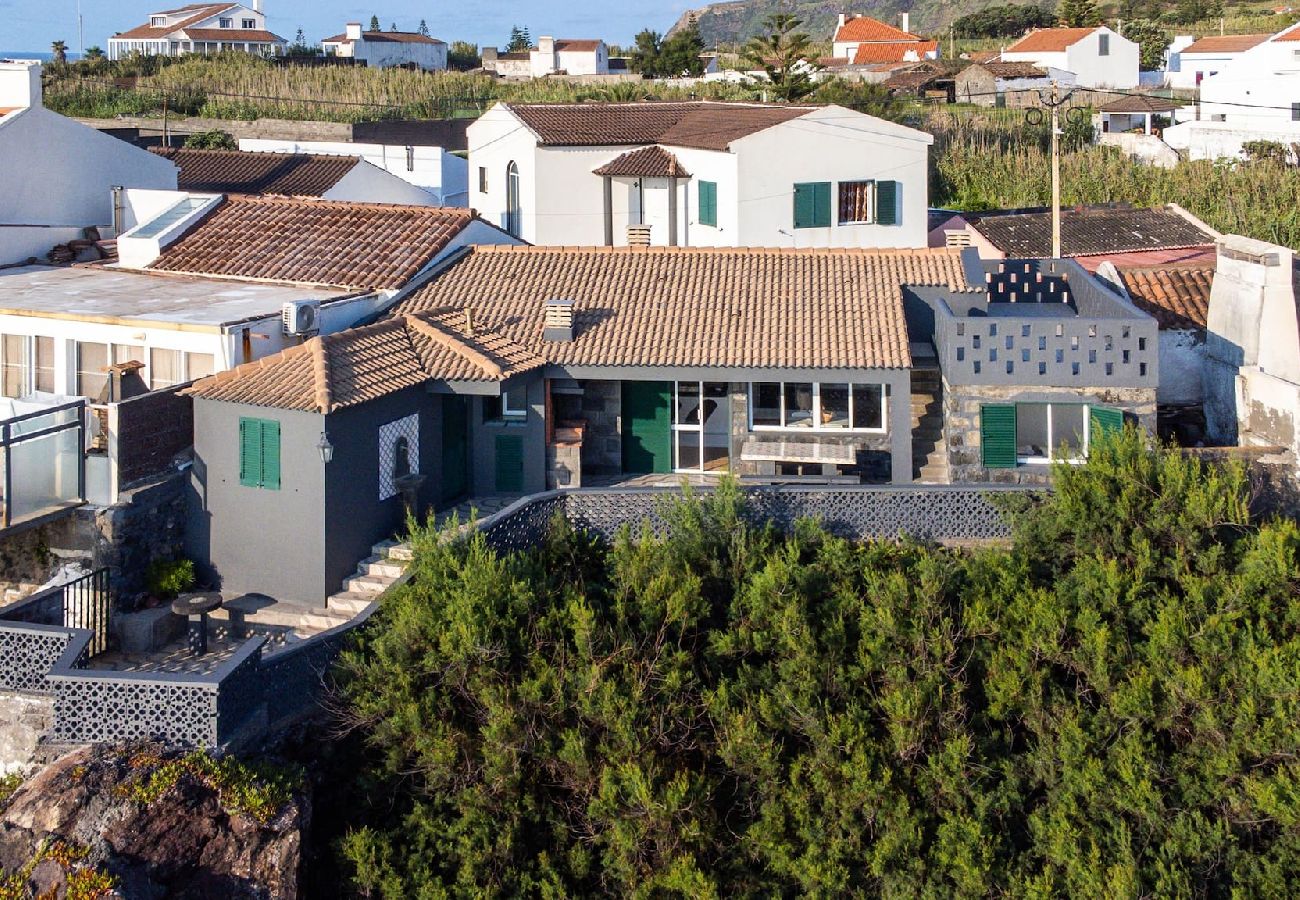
top-left (835, 16), bottom-right (920, 43)
top-left (554, 40), bottom-right (603, 52)
top-left (150, 147), bottom-right (360, 196)
top-left (323, 31), bottom-right (443, 44)
top-left (853, 40), bottom-right (938, 64)
top-left (1005, 27), bottom-right (1099, 53)
top-left (593, 146), bottom-right (690, 178)
top-left (112, 3), bottom-right (234, 40)
top-left (180, 28), bottom-right (284, 42)
top-left (147, 195), bottom-right (478, 290)
top-left (1181, 33), bottom-right (1270, 53)
top-left (1100, 94), bottom-right (1182, 114)
top-left (980, 61), bottom-right (1048, 78)
top-left (967, 205), bottom-right (1217, 259)
top-left (1273, 23), bottom-right (1300, 41)
top-left (390, 245), bottom-right (976, 371)
top-left (183, 311), bottom-right (545, 412)
top-left (503, 101), bottom-right (814, 150)
top-left (1117, 266), bottom-right (1214, 330)
top-left (968, 50), bottom-right (1000, 63)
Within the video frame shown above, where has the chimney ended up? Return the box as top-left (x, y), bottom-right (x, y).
top-left (627, 224), bottom-right (651, 246)
top-left (538, 35), bottom-right (555, 57)
top-left (837, 13), bottom-right (846, 30)
top-left (0, 61), bottom-right (42, 110)
top-left (901, 12), bottom-right (911, 34)
top-left (345, 22), bottom-right (362, 41)
top-left (252, 0), bottom-right (262, 12)
top-left (543, 298), bottom-right (575, 342)
top-left (482, 46), bottom-right (498, 63)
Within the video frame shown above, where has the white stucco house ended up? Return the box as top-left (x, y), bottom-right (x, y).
top-left (831, 13), bottom-right (939, 64)
top-left (1000, 26), bottom-right (1139, 88)
top-left (482, 37), bottom-right (610, 77)
top-left (468, 101), bottom-right (932, 249)
top-left (1165, 33), bottom-right (1271, 90)
top-left (239, 138), bottom-right (469, 205)
top-left (1164, 23), bottom-right (1300, 161)
top-left (107, 2), bottom-right (286, 60)
top-left (321, 23), bottom-right (447, 71)
top-left (0, 62), bottom-right (178, 265)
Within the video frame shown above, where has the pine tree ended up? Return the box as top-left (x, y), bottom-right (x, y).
top-left (368, 15), bottom-right (380, 32)
top-left (1058, 0), bottom-right (1103, 27)
top-left (744, 13), bottom-right (819, 101)
top-left (418, 19), bottom-right (430, 37)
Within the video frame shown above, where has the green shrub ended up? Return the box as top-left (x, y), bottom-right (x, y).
top-left (144, 558), bottom-right (195, 598)
top-left (182, 128), bottom-right (236, 149)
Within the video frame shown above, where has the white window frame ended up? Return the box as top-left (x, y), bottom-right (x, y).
top-left (241, 17), bottom-right (256, 29)
top-left (1015, 402), bottom-right (1091, 466)
top-left (219, 17), bottom-right (233, 28)
top-left (0, 334), bottom-right (31, 399)
top-left (151, 16), bottom-right (167, 26)
top-left (837, 180), bottom-right (876, 225)
top-left (501, 383), bottom-right (528, 418)
top-left (671, 381), bottom-right (730, 474)
top-left (747, 382), bottom-right (887, 434)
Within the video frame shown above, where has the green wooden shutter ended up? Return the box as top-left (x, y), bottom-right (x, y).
top-left (981, 404), bottom-right (1017, 469)
top-left (813, 182), bottom-right (831, 227)
top-left (794, 182), bottom-right (831, 228)
top-left (495, 434), bottom-right (524, 493)
top-left (876, 180), bottom-right (899, 226)
top-left (1089, 406), bottom-right (1124, 448)
top-left (699, 181), bottom-right (717, 227)
top-left (260, 419), bottom-right (281, 490)
top-left (239, 417), bottom-right (262, 487)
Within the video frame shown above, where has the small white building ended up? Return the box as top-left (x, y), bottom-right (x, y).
top-left (482, 37), bottom-right (609, 77)
top-left (239, 138), bottom-right (469, 205)
top-left (108, 2), bottom-right (286, 60)
top-left (0, 62), bottom-right (177, 265)
top-left (831, 13), bottom-right (937, 62)
top-left (321, 23), bottom-right (447, 71)
top-left (1165, 33), bottom-right (1271, 90)
top-left (469, 101), bottom-right (932, 249)
top-left (1000, 26), bottom-right (1139, 88)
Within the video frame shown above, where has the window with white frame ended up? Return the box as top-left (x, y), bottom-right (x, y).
top-left (151, 15), bottom-right (166, 26)
top-left (76, 342), bottom-right (145, 398)
top-left (242, 18), bottom-right (256, 28)
top-left (1015, 402), bottom-right (1087, 463)
top-left (219, 17), bottom-right (233, 27)
top-left (748, 382), bottom-right (885, 432)
top-left (484, 382), bottom-right (528, 422)
top-left (148, 349), bottom-right (216, 389)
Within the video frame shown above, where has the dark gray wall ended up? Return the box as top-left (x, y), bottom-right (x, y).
top-left (323, 386), bottom-right (443, 596)
top-left (186, 400), bottom-right (327, 605)
top-left (468, 376), bottom-right (548, 495)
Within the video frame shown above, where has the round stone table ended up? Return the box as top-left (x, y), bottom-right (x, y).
top-left (172, 592), bottom-right (223, 656)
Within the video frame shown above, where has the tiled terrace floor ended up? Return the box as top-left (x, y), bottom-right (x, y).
top-left (84, 621), bottom-right (294, 675)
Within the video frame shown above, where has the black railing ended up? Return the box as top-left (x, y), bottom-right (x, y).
top-left (61, 568), bottom-right (112, 657)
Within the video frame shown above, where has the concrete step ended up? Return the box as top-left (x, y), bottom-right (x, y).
top-left (209, 605), bottom-right (325, 631)
top-left (371, 540), bottom-right (413, 562)
top-left (344, 574), bottom-right (395, 594)
top-left (360, 555), bottom-right (406, 579)
top-left (327, 592), bottom-right (376, 615)
top-left (299, 612), bottom-right (352, 633)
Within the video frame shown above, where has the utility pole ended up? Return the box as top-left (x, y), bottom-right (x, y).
top-left (949, 23), bottom-right (955, 60)
top-left (1049, 81), bottom-right (1062, 259)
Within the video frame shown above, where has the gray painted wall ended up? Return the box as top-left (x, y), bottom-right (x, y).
top-left (187, 400), bottom-right (327, 605)
top-left (468, 376), bottom-right (548, 495)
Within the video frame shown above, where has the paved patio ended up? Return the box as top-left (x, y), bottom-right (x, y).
top-left (84, 620), bottom-right (294, 676)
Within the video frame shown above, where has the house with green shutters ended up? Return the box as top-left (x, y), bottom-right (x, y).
top-left (182, 245), bottom-right (1157, 604)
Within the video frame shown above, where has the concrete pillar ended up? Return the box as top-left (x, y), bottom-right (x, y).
top-left (602, 176), bottom-right (613, 247)
top-left (889, 372), bottom-right (914, 483)
top-left (667, 177), bottom-right (678, 247)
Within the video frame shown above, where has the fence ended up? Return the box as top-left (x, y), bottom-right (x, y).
top-left (0, 399), bottom-right (87, 530)
top-left (0, 485), bottom-right (1032, 750)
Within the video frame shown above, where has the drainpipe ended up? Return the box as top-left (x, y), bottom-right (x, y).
top-left (110, 185), bottom-right (124, 237)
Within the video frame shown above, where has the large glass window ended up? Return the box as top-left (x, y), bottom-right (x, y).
top-left (505, 161), bottom-right (521, 238)
top-left (838, 181), bottom-right (875, 224)
top-left (748, 382), bottom-right (887, 433)
top-left (150, 349), bottom-right (182, 389)
top-left (672, 381), bottom-right (730, 473)
top-left (1015, 403), bottom-right (1088, 463)
top-left (186, 352), bottom-right (215, 381)
top-left (33, 337), bottom-right (54, 393)
top-left (1, 335), bottom-right (28, 398)
top-left (76, 342), bottom-right (109, 398)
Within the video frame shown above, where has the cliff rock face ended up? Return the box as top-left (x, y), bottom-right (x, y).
top-left (0, 744), bottom-right (305, 899)
top-left (667, 0), bottom-right (985, 45)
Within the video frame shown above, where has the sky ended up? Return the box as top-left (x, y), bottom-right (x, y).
top-left (1, 0), bottom-right (695, 54)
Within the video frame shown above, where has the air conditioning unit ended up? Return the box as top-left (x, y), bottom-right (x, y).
top-left (282, 299), bottom-right (320, 335)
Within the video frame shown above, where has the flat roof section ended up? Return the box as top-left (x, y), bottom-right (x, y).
top-left (0, 265), bottom-right (351, 329)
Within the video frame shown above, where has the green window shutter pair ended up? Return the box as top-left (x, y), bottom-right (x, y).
top-left (238, 417), bottom-right (281, 490)
top-left (698, 181), bottom-right (717, 227)
top-left (793, 182), bottom-right (831, 229)
top-left (1089, 406), bottom-right (1124, 444)
top-left (981, 405), bottom-right (1017, 469)
top-left (876, 180), bottom-right (900, 226)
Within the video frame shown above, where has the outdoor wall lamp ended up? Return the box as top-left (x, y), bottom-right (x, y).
top-left (317, 431), bottom-right (334, 464)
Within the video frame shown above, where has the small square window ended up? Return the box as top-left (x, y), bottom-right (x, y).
top-left (973, 361), bottom-right (981, 374)
top-left (1122, 326), bottom-right (1131, 339)
top-left (1105, 362), bottom-right (1114, 375)
top-left (1089, 349), bottom-right (1097, 364)
top-left (973, 335), bottom-right (981, 349)
top-left (1056, 349), bottom-right (1064, 364)
top-left (1070, 335), bottom-right (1079, 350)
top-left (1122, 349), bottom-right (1131, 364)
top-left (478, 167), bottom-right (488, 193)
top-left (989, 324), bottom-right (997, 336)
top-left (956, 347), bottom-right (965, 361)
top-left (1006, 361), bottom-right (1014, 374)
top-left (1138, 337), bottom-right (1147, 351)
top-left (1039, 362), bottom-right (1047, 375)
top-left (1021, 325), bottom-right (1031, 337)
top-left (990, 349), bottom-right (998, 362)
top-left (1140, 362), bottom-right (1148, 376)
top-left (1038, 336), bottom-right (1047, 351)
top-left (1021, 349), bottom-right (1030, 362)
top-left (1005, 336), bottom-right (1014, 350)
top-left (1072, 362), bottom-right (1080, 376)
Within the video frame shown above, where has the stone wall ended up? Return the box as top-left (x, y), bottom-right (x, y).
top-left (945, 381), bottom-right (1158, 484)
top-left (578, 380), bottom-right (622, 475)
top-left (0, 691), bottom-right (52, 776)
top-left (114, 387), bottom-right (193, 488)
top-left (91, 470), bottom-right (189, 609)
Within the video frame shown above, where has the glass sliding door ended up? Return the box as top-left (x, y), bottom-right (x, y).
top-left (672, 381), bottom-right (729, 473)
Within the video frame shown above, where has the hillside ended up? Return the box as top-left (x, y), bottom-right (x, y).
top-left (667, 0), bottom-right (995, 44)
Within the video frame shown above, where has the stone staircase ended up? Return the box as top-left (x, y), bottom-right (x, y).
top-left (208, 540), bottom-right (413, 641)
top-left (911, 367), bottom-right (949, 484)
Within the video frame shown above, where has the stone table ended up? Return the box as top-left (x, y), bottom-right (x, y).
top-left (171, 592), bottom-right (223, 656)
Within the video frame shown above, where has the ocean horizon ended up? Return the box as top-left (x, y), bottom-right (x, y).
top-left (0, 51), bottom-right (85, 62)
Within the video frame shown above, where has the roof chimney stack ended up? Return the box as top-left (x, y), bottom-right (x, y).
top-left (543, 297), bottom-right (575, 342)
top-left (0, 61), bottom-right (42, 110)
top-left (837, 13), bottom-right (846, 30)
top-left (901, 12), bottom-right (911, 34)
top-left (345, 22), bottom-right (362, 41)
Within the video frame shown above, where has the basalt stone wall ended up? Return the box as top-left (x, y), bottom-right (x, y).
top-left (114, 388), bottom-right (193, 488)
top-left (578, 380), bottom-right (622, 475)
top-left (945, 381), bottom-right (1158, 484)
top-left (92, 471), bottom-right (189, 609)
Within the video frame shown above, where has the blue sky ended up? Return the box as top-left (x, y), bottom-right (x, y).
top-left (2, 0), bottom-right (694, 54)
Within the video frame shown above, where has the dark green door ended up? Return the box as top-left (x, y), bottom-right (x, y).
top-left (439, 395), bottom-right (469, 505)
top-left (495, 435), bottom-right (524, 493)
top-left (621, 381), bottom-right (672, 474)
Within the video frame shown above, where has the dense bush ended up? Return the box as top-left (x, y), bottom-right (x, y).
top-left (953, 3), bottom-right (1058, 37)
top-left (334, 431), bottom-right (1300, 896)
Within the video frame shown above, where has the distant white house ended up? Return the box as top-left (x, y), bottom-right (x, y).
top-left (107, 2), bottom-right (286, 60)
top-left (482, 37), bottom-right (610, 77)
top-left (240, 138), bottom-right (469, 205)
top-left (1000, 26), bottom-right (1139, 88)
top-left (1164, 22), bottom-right (1300, 160)
top-left (831, 13), bottom-right (939, 64)
top-left (321, 23), bottom-right (447, 71)
top-left (469, 101), bottom-right (933, 249)
top-left (0, 61), bottom-right (177, 265)
top-left (1165, 33), bottom-right (1271, 89)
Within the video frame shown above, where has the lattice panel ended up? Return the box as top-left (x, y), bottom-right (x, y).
top-left (481, 496), bottom-right (566, 552)
top-left (0, 627), bottom-right (75, 694)
top-left (51, 678), bottom-right (218, 747)
top-left (378, 414), bottom-right (420, 501)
